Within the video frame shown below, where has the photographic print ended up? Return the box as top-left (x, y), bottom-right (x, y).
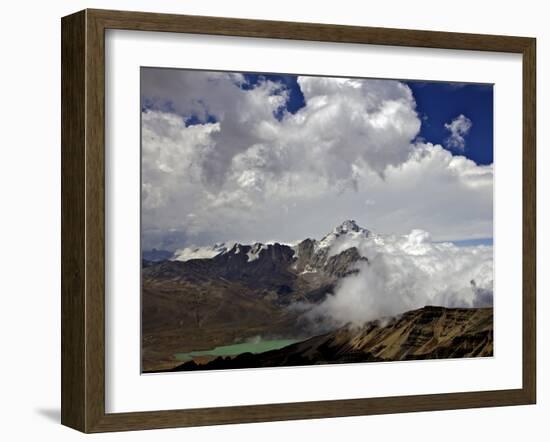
top-left (140, 68), bottom-right (494, 373)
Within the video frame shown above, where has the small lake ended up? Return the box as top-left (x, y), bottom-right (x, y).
top-left (174, 339), bottom-right (299, 361)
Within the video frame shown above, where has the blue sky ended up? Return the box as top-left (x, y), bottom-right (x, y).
top-left (242, 73), bottom-right (306, 116)
top-left (406, 81), bottom-right (493, 165)
top-left (238, 73), bottom-right (493, 166)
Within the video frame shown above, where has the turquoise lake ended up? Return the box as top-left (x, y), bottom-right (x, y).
top-left (174, 339), bottom-right (299, 361)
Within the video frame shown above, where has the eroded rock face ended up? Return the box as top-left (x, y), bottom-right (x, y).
top-left (324, 247), bottom-right (367, 277)
top-left (335, 305), bottom-right (493, 360)
top-left (165, 306), bottom-right (493, 372)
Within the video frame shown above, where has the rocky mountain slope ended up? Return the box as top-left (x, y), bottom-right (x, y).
top-left (141, 221), bottom-right (493, 372)
top-left (142, 220), bottom-right (370, 371)
top-left (166, 306), bottom-right (493, 372)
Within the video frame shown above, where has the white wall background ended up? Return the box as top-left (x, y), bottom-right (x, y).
top-left (0, 0), bottom-right (546, 440)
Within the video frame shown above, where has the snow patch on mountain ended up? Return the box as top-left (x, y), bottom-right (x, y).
top-left (300, 265), bottom-right (318, 275)
top-left (247, 243), bottom-right (268, 262)
top-left (172, 242), bottom-right (234, 262)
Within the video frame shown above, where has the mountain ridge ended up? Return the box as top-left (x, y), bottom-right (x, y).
top-left (169, 219), bottom-right (370, 263)
top-left (159, 306), bottom-right (493, 372)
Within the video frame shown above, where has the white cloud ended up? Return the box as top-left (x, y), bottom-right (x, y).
top-left (306, 230), bottom-right (493, 327)
top-left (141, 71), bottom-right (492, 250)
top-left (444, 114), bottom-right (473, 150)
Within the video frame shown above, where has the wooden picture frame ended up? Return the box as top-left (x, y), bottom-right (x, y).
top-left (61, 8), bottom-right (536, 433)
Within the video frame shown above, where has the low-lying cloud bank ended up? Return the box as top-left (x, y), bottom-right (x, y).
top-left (305, 229), bottom-right (493, 328)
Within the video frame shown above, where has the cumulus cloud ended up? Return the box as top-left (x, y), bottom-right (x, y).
top-left (141, 69), bottom-right (288, 187)
top-left (141, 69), bottom-right (492, 250)
top-left (306, 230), bottom-right (493, 328)
top-left (444, 114), bottom-right (472, 151)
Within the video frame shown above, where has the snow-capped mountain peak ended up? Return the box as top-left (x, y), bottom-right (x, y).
top-left (332, 219), bottom-right (369, 236)
top-left (317, 220), bottom-right (370, 251)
